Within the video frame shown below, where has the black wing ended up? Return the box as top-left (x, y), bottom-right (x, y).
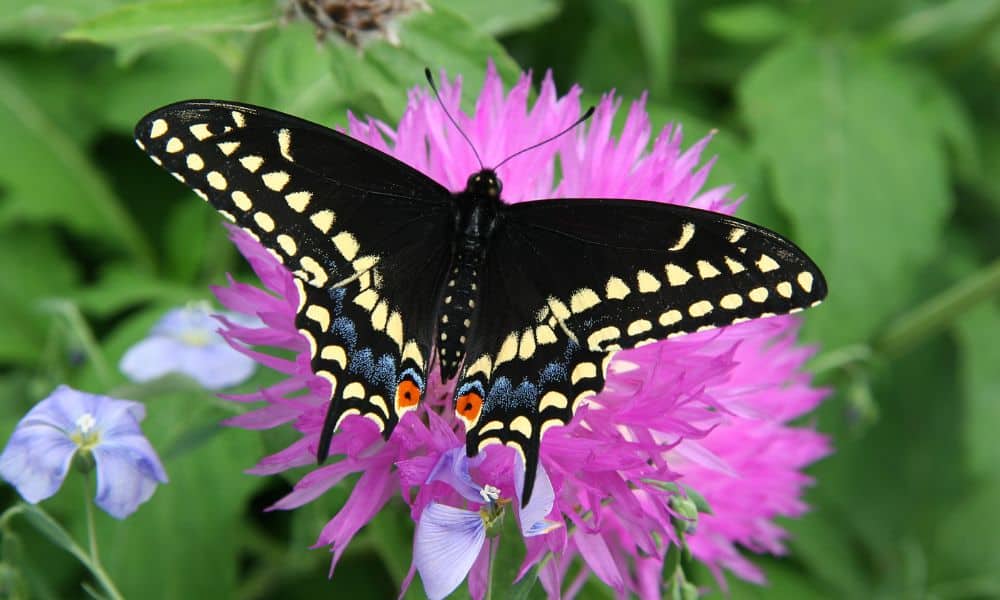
top-left (135, 101), bottom-right (455, 459)
top-left (456, 198), bottom-right (827, 503)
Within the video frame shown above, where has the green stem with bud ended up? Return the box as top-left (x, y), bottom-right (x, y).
top-left (874, 256), bottom-right (1000, 359)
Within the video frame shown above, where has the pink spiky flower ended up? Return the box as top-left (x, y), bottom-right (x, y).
top-left (213, 63), bottom-right (829, 597)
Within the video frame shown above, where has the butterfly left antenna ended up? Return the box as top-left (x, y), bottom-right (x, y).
top-left (424, 68), bottom-right (484, 170)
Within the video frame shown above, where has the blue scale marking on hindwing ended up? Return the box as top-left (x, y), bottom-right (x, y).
top-left (538, 362), bottom-right (568, 386)
top-left (331, 317), bottom-right (358, 351)
top-left (373, 355), bottom-right (398, 388)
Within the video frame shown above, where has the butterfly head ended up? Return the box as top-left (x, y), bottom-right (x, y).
top-left (466, 169), bottom-right (502, 199)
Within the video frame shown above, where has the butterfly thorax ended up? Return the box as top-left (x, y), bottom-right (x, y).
top-left (436, 169), bottom-right (504, 381)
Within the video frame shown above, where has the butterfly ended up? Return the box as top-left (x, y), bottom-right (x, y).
top-left (134, 84), bottom-right (826, 505)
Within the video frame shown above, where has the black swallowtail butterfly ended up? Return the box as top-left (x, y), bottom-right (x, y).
top-left (135, 85), bottom-right (826, 504)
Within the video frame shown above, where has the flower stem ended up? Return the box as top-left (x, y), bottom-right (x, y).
top-left (874, 256), bottom-right (1000, 359)
top-left (84, 475), bottom-right (99, 564)
top-left (485, 537), bottom-right (497, 600)
top-left (82, 477), bottom-right (124, 600)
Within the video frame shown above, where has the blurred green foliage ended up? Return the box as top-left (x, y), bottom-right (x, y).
top-left (0, 0), bottom-right (998, 598)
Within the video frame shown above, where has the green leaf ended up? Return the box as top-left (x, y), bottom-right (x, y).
top-left (955, 302), bottom-right (1000, 478)
top-left (489, 509), bottom-right (541, 600)
top-left (69, 265), bottom-right (205, 318)
top-left (366, 502), bottom-right (416, 586)
top-left (704, 3), bottom-right (794, 44)
top-left (15, 505), bottom-right (88, 567)
top-left (97, 391), bottom-right (264, 600)
top-left (63, 0), bottom-right (277, 44)
top-left (739, 36), bottom-right (952, 347)
top-left (901, 66), bottom-right (980, 183)
top-left (429, 0), bottom-right (559, 36)
top-left (0, 65), bottom-right (152, 268)
top-left (360, 7), bottom-right (523, 117)
top-left (932, 479), bottom-right (1000, 588)
top-left (0, 227), bottom-right (78, 364)
top-left (883, 0), bottom-right (1000, 50)
top-left (619, 0), bottom-right (674, 98)
top-left (0, 0), bottom-right (119, 44)
top-left (95, 44), bottom-right (236, 134)
top-left (643, 102), bottom-right (774, 229)
top-left (572, 0), bottom-right (651, 100)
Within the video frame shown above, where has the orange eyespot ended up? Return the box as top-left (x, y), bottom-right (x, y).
top-left (395, 380), bottom-right (421, 409)
top-left (456, 391), bottom-right (483, 422)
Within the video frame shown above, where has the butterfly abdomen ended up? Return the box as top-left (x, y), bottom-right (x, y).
top-left (436, 242), bottom-right (483, 380)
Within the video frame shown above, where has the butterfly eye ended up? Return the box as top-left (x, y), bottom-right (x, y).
top-left (395, 380), bottom-right (421, 410)
top-left (456, 391), bottom-right (483, 422)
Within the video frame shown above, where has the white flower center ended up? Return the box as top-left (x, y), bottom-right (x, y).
top-left (75, 413), bottom-right (96, 434)
top-left (479, 484), bottom-right (500, 503)
top-left (70, 412), bottom-right (101, 450)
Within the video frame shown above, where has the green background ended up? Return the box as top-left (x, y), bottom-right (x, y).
top-left (0, 0), bottom-right (999, 598)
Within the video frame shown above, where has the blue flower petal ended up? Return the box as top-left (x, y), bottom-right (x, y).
top-left (0, 386), bottom-right (167, 518)
top-left (414, 502), bottom-right (486, 600)
top-left (92, 440), bottom-right (168, 519)
top-left (119, 306), bottom-right (258, 390)
top-left (119, 336), bottom-right (185, 383)
top-left (0, 421), bottom-right (77, 503)
top-left (514, 455), bottom-right (560, 537)
top-left (178, 343), bottom-right (257, 390)
top-left (426, 446), bottom-right (483, 503)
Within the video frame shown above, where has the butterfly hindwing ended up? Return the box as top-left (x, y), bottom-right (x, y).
top-left (456, 198), bottom-right (827, 502)
top-left (135, 101), bottom-right (455, 456)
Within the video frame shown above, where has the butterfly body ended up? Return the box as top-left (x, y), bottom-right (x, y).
top-left (135, 100), bottom-right (827, 504)
top-left (436, 169), bottom-right (503, 381)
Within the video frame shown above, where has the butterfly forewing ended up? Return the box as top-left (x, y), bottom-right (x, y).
top-left (454, 198), bottom-right (827, 502)
top-left (135, 101), bottom-right (455, 455)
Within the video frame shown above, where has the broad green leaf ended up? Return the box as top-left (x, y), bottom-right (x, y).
top-left (252, 22), bottom-right (367, 125)
top-left (809, 335), bottom-right (965, 581)
top-left (359, 7), bottom-right (523, 117)
top-left (0, 227), bottom-right (78, 364)
top-left (884, 0), bottom-right (1000, 50)
top-left (97, 391), bottom-right (264, 600)
top-left (430, 0), bottom-right (559, 36)
top-left (95, 44), bottom-right (235, 134)
top-left (901, 66), bottom-right (980, 183)
top-left (572, 0), bottom-right (651, 99)
top-left (0, 65), bottom-right (152, 268)
top-left (69, 265), bottom-right (205, 318)
top-left (644, 102), bottom-right (771, 227)
top-left (490, 510), bottom-right (542, 600)
top-left (0, 0), bottom-right (119, 44)
top-left (366, 503), bottom-right (416, 585)
top-left (621, 0), bottom-right (674, 99)
top-left (704, 3), bottom-right (794, 44)
top-left (726, 560), bottom-right (835, 599)
top-left (783, 510), bottom-right (869, 597)
top-left (739, 36), bottom-right (951, 346)
top-left (63, 0), bottom-right (276, 44)
top-left (259, 8), bottom-right (522, 123)
top-left (932, 479), bottom-right (1000, 587)
top-left (955, 303), bottom-right (1000, 478)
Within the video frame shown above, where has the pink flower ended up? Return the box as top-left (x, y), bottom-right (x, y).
top-left (213, 63), bottom-right (829, 597)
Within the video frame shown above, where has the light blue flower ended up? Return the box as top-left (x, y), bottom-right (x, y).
top-left (119, 303), bottom-right (257, 390)
top-left (414, 448), bottom-right (560, 600)
top-left (0, 385), bottom-right (167, 519)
